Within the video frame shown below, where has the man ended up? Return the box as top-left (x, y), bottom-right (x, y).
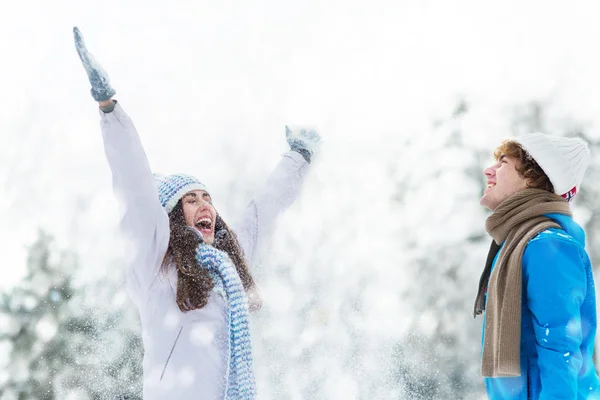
top-left (473, 132), bottom-right (600, 399)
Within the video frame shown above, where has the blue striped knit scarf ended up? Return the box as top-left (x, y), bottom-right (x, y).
top-left (195, 243), bottom-right (256, 399)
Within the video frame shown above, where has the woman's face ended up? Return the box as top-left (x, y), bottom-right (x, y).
top-left (181, 190), bottom-right (217, 245)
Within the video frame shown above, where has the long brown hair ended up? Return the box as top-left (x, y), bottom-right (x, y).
top-left (162, 200), bottom-right (261, 312)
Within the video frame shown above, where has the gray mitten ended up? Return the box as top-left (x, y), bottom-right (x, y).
top-left (73, 27), bottom-right (116, 102)
top-left (285, 125), bottom-right (321, 163)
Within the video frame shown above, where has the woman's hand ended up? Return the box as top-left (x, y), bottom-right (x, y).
top-left (285, 125), bottom-right (321, 163)
top-left (73, 27), bottom-right (116, 103)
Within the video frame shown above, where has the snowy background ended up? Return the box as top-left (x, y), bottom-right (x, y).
top-left (3, 0), bottom-right (600, 398)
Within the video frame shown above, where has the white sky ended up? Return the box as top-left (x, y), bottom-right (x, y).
top-left (3, 0), bottom-right (600, 289)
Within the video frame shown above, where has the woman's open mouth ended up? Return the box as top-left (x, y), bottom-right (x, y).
top-left (195, 217), bottom-right (213, 234)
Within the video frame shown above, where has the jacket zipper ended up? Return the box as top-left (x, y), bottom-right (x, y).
top-left (160, 326), bottom-right (183, 381)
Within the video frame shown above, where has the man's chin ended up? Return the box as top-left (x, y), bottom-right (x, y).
top-left (480, 196), bottom-right (493, 211)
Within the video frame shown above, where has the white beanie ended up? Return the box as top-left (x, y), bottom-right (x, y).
top-left (154, 173), bottom-right (209, 213)
top-left (512, 132), bottom-right (590, 201)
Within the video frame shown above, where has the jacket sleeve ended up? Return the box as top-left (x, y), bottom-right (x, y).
top-left (524, 236), bottom-right (587, 400)
top-left (233, 151), bottom-right (309, 267)
top-left (100, 103), bottom-right (170, 303)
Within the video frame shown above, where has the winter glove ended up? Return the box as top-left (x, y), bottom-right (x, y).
top-left (73, 27), bottom-right (116, 102)
top-left (285, 125), bottom-right (321, 163)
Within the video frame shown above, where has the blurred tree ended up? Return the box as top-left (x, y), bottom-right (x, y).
top-left (386, 100), bottom-right (489, 399)
top-left (0, 231), bottom-right (76, 399)
top-left (0, 231), bottom-right (143, 400)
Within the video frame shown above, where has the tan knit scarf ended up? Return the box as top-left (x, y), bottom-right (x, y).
top-left (475, 188), bottom-right (571, 377)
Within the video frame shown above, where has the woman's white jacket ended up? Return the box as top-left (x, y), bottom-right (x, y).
top-left (100, 103), bottom-right (310, 399)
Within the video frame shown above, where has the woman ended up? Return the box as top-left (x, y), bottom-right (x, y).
top-left (73, 27), bottom-right (320, 400)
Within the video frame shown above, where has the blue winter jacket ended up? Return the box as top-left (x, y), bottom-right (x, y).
top-left (484, 213), bottom-right (600, 400)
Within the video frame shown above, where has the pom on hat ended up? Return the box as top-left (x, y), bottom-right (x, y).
top-left (512, 132), bottom-right (590, 202)
top-left (154, 174), bottom-right (209, 213)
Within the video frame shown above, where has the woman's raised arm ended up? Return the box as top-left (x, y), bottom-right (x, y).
top-left (74, 27), bottom-right (170, 303)
top-left (234, 126), bottom-right (320, 267)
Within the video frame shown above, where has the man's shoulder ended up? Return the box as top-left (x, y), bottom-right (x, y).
top-left (529, 227), bottom-right (579, 246)
top-left (523, 227), bottom-right (590, 284)
top-left (523, 228), bottom-right (587, 268)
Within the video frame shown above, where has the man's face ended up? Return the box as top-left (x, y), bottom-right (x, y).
top-left (480, 155), bottom-right (528, 211)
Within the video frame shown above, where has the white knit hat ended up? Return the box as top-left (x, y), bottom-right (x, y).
top-left (512, 132), bottom-right (590, 201)
top-left (154, 173), bottom-right (209, 213)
